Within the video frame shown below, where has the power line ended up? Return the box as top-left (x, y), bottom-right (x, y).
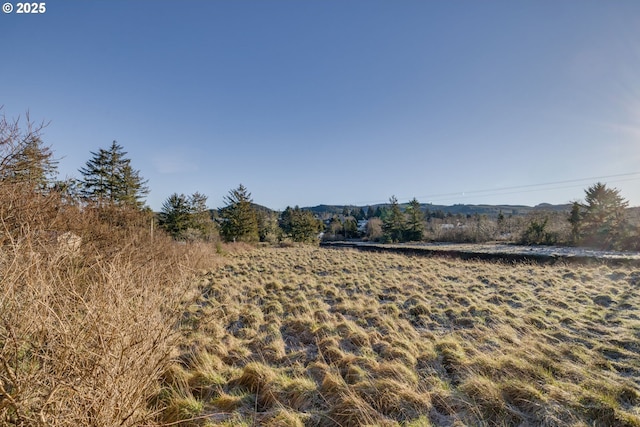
top-left (352, 172), bottom-right (640, 206)
top-left (413, 172), bottom-right (640, 202)
top-left (425, 177), bottom-right (640, 203)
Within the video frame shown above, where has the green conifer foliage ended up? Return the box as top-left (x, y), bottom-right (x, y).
top-left (79, 141), bottom-right (149, 208)
top-left (405, 197), bottom-right (425, 242)
top-left (382, 196), bottom-right (406, 243)
top-left (219, 184), bottom-right (259, 243)
top-left (0, 112), bottom-right (57, 189)
top-left (159, 192), bottom-right (214, 241)
top-left (580, 182), bottom-right (629, 249)
top-left (279, 206), bottom-right (323, 243)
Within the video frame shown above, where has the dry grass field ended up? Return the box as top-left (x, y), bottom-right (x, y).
top-left (166, 246), bottom-right (640, 426)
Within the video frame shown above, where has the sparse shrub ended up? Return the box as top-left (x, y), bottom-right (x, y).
top-left (432, 214), bottom-right (497, 243)
top-left (520, 217), bottom-right (558, 245)
top-left (365, 217), bottom-right (384, 241)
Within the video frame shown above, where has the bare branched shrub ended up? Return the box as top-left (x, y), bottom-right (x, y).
top-left (0, 109), bottom-right (53, 188)
top-left (0, 183), bottom-right (214, 426)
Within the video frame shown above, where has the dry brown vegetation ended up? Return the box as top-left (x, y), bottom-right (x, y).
top-left (0, 184), bottom-right (222, 426)
top-left (171, 245), bottom-right (640, 426)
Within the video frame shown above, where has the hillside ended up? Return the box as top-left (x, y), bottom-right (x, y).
top-left (306, 202), bottom-right (573, 218)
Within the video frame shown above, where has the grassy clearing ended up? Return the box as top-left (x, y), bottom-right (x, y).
top-left (171, 246), bottom-right (640, 426)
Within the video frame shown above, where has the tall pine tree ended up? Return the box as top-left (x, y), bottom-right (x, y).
top-left (79, 141), bottom-right (149, 208)
top-left (568, 201), bottom-right (582, 245)
top-left (580, 182), bottom-right (629, 249)
top-left (159, 193), bottom-right (192, 238)
top-left (405, 197), bottom-right (425, 241)
top-left (159, 192), bottom-right (214, 240)
top-left (382, 195), bottom-right (406, 242)
top-left (219, 184), bottom-right (259, 243)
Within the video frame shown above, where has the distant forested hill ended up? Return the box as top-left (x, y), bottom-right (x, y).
top-left (305, 203), bottom-right (573, 218)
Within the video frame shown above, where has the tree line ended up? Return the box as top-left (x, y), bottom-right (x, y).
top-left (158, 186), bottom-right (323, 244)
top-left (2, 111), bottom-right (637, 250)
top-left (360, 184), bottom-right (636, 250)
top-left (0, 109), bottom-right (323, 244)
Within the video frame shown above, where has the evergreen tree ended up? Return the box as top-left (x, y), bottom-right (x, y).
top-left (160, 192), bottom-right (215, 241)
top-left (79, 141), bottom-right (149, 208)
top-left (568, 201), bottom-right (582, 245)
top-left (366, 205), bottom-right (375, 219)
top-left (279, 206), bottom-right (323, 243)
top-left (405, 197), bottom-right (425, 241)
top-left (0, 112), bottom-right (57, 189)
top-left (497, 210), bottom-right (505, 233)
top-left (6, 137), bottom-right (57, 188)
top-left (343, 217), bottom-right (358, 239)
top-left (279, 206), bottom-right (295, 237)
top-left (382, 196), bottom-right (405, 242)
top-left (158, 192), bottom-right (214, 240)
top-left (580, 182), bottom-right (629, 249)
top-left (159, 193), bottom-right (192, 239)
top-left (189, 192), bottom-right (214, 238)
top-left (219, 184), bottom-right (259, 243)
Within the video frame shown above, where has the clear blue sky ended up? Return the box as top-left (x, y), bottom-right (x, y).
top-left (2, 1), bottom-right (640, 210)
